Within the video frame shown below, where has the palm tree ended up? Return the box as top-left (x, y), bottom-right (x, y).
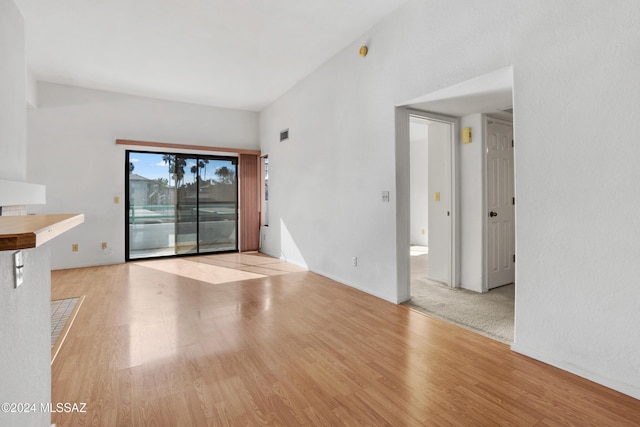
top-left (162, 154), bottom-right (175, 187)
top-left (198, 159), bottom-right (209, 179)
top-left (215, 166), bottom-right (234, 184)
top-left (174, 157), bottom-right (187, 186)
top-left (162, 155), bottom-right (187, 187)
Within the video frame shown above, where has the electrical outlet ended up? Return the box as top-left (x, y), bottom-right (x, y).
top-left (352, 257), bottom-right (358, 267)
top-left (72, 244), bottom-right (79, 252)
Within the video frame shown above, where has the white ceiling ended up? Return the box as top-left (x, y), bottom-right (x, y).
top-left (14, 0), bottom-right (408, 112)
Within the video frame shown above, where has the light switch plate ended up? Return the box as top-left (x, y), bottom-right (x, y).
top-left (14, 251), bottom-right (24, 288)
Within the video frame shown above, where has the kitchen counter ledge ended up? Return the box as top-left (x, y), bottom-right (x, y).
top-left (0, 214), bottom-right (84, 251)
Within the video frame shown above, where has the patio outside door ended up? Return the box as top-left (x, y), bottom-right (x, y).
top-left (126, 151), bottom-right (238, 260)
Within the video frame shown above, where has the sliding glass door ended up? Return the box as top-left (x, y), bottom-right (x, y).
top-left (126, 151), bottom-right (237, 260)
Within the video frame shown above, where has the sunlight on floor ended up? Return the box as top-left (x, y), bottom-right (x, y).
top-left (410, 245), bottom-right (428, 256)
top-left (136, 253), bottom-right (307, 286)
top-left (138, 258), bottom-right (266, 285)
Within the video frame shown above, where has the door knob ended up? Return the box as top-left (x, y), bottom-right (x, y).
top-left (489, 211), bottom-right (498, 217)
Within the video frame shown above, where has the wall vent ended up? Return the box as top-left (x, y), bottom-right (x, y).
top-left (280, 129), bottom-right (289, 142)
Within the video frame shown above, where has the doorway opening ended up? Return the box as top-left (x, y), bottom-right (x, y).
top-left (126, 150), bottom-right (238, 260)
top-left (409, 114), bottom-right (454, 291)
top-left (396, 66), bottom-right (516, 343)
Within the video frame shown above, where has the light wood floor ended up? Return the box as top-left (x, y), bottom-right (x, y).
top-left (51, 253), bottom-right (640, 426)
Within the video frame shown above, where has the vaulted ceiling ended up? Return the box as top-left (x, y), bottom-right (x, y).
top-left (15, 0), bottom-right (408, 111)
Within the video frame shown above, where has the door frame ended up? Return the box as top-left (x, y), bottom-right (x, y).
top-left (395, 106), bottom-right (460, 302)
top-left (483, 115), bottom-right (515, 292)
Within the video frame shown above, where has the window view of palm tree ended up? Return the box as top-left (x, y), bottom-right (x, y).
top-left (127, 151), bottom-right (238, 259)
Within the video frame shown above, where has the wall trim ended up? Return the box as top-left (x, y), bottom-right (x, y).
top-left (272, 249), bottom-right (398, 303)
top-left (116, 139), bottom-right (261, 156)
top-left (311, 268), bottom-right (399, 304)
top-left (511, 343), bottom-right (640, 400)
top-left (276, 255), bottom-right (308, 270)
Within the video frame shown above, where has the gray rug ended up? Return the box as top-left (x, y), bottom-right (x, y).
top-left (404, 251), bottom-right (514, 343)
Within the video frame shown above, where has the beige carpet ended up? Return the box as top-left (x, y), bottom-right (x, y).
top-left (404, 248), bottom-right (514, 343)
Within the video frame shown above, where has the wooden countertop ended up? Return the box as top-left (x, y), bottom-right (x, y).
top-left (0, 214), bottom-right (84, 251)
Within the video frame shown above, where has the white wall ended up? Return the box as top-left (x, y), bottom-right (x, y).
top-left (28, 82), bottom-right (259, 269)
top-left (409, 120), bottom-right (428, 246)
top-left (259, 0), bottom-right (640, 398)
top-left (459, 113), bottom-right (484, 292)
top-left (509, 1), bottom-right (640, 398)
top-left (259, 47), bottom-right (399, 301)
top-left (0, 1), bottom-right (51, 426)
top-left (0, 0), bottom-right (26, 182)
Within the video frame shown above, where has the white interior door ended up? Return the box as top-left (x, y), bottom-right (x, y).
top-left (427, 119), bottom-right (452, 286)
top-left (486, 120), bottom-right (514, 289)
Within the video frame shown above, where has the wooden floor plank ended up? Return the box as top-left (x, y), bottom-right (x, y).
top-left (50, 254), bottom-right (640, 426)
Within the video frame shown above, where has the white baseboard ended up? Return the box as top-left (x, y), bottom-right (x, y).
top-left (52, 260), bottom-right (123, 271)
top-left (310, 269), bottom-right (399, 304)
top-left (277, 255), bottom-right (308, 270)
top-left (511, 343), bottom-right (640, 400)
top-left (396, 294), bottom-right (411, 304)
